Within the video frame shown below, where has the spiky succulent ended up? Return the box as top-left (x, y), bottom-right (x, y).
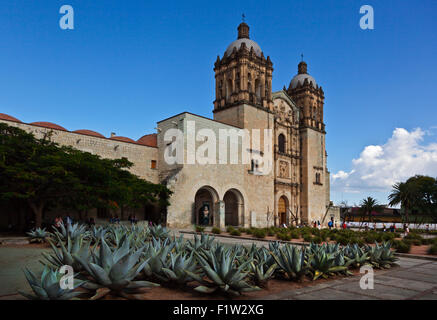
top-left (19, 266), bottom-right (85, 300)
top-left (187, 233), bottom-right (215, 251)
top-left (41, 235), bottom-right (91, 272)
top-left (344, 244), bottom-right (370, 268)
top-left (27, 227), bottom-right (49, 243)
top-left (89, 226), bottom-right (107, 243)
top-left (53, 221), bottom-right (90, 242)
top-left (270, 244), bottom-right (308, 281)
top-left (308, 246), bottom-right (348, 280)
top-left (364, 242), bottom-right (398, 269)
top-left (160, 252), bottom-right (199, 285)
top-left (142, 237), bottom-right (175, 281)
top-left (187, 248), bottom-right (261, 296)
top-left (73, 236), bottom-right (159, 299)
top-left (148, 224), bottom-right (169, 240)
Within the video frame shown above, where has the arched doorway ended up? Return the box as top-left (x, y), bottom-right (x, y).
top-left (224, 189), bottom-right (244, 226)
top-left (194, 186), bottom-right (218, 226)
top-left (278, 196), bottom-right (288, 226)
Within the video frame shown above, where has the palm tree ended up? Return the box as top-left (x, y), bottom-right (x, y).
top-left (388, 182), bottom-right (416, 223)
top-left (359, 197), bottom-right (383, 227)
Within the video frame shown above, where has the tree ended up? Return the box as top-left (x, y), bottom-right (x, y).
top-left (359, 197), bottom-right (383, 225)
top-left (0, 123), bottom-right (171, 228)
top-left (389, 175), bottom-right (437, 224)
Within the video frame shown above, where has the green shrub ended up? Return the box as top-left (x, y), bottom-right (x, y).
top-left (393, 240), bottom-right (411, 253)
top-left (238, 228), bottom-right (247, 234)
top-left (382, 232), bottom-right (396, 241)
top-left (277, 232), bottom-right (291, 241)
top-left (312, 236), bottom-right (322, 244)
top-left (405, 232), bottom-right (423, 241)
top-left (428, 243), bottom-right (437, 255)
top-left (211, 227), bottom-right (221, 234)
top-left (230, 229), bottom-right (241, 236)
top-left (195, 225), bottom-right (205, 233)
top-left (226, 226), bottom-right (235, 233)
top-left (267, 228), bottom-right (275, 237)
top-left (336, 236), bottom-right (349, 245)
top-left (303, 234), bottom-right (312, 242)
top-left (253, 229), bottom-right (266, 238)
top-left (246, 228), bottom-right (255, 235)
top-left (290, 230), bottom-right (300, 239)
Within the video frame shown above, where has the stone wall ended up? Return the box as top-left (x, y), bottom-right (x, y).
top-left (0, 119), bottom-right (159, 183)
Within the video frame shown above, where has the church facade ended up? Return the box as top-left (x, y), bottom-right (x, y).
top-left (0, 22), bottom-right (338, 229)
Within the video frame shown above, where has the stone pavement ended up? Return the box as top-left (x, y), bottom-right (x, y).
top-left (258, 257), bottom-right (437, 300)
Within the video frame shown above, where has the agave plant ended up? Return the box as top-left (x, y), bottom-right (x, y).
top-left (270, 244), bottom-right (308, 281)
top-left (308, 246), bottom-right (347, 280)
top-left (142, 237), bottom-right (175, 281)
top-left (187, 233), bottom-right (215, 251)
top-left (187, 248), bottom-right (260, 296)
top-left (148, 224), bottom-right (169, 240)
top-left (73, 237), bottom-right (159, 299)
top-left (27, 227), bottom-right (49, 243)
top-left (19, 266), bottom-right (85, 300)
top-left (159, 252), bottom-right (199, 285)
top-left (344, 244), bottom-right (370, 268)
top-left (249, 260), bottom-right (277, 287)
top-left (89, 226), bottom-right (107, 243)
top-left (53, 221), bottom-right (90, 242)
top-left (171, 234), bottom-right (187, 253)
top-left (107, 225), bottom-right (129, 247)
top-left (364, 242), bottom-right (398, 269)
top-left (41, 235), bottom-right (91, 272)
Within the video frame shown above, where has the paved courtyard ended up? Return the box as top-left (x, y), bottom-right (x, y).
top-left (0, 233), bottom-right (436, 300)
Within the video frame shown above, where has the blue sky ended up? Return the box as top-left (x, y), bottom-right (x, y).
top-left (1, 0), bottom-right (436, 206)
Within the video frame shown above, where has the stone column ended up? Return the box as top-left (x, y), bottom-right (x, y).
top-left (214, 200), bottom-right (225, 229)
top-left (250, 211), bottom-right (257, 228)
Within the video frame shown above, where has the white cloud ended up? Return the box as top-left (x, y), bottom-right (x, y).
top-left (331, 127), bottom-right (437, 194)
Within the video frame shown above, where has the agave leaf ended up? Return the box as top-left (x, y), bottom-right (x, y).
top-left (194, 286), bottom-right (217, 294)
top-left (88, 263), bottom-right (112, 286)
top-left (126, 281), bottom-right (160, 289)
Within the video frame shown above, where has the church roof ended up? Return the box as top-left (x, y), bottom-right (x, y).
top-left (289, 73), bottom-right (317, 89)
top-left (30, 121), bottom-right (67, 131)
top-left (225, 38), bottom-right (262, 58)
top-left (0, 113), bottom-right (22, 123)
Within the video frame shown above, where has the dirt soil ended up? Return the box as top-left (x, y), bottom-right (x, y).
top-left (96, 269), bottom-right (366, 300)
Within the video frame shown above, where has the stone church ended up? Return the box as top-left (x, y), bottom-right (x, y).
top-left (0, 22), bottom-right (338, 229)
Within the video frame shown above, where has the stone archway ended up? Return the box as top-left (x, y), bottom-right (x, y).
top-left (224, 189), bottom-right (244, 226)
top-left (278, 195), bottom-right (289, 226)
top-left (194, 186), bottom-right (219, 226)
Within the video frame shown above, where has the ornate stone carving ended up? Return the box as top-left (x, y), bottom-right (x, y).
top-left (279, 160), bottom-right (289, 178)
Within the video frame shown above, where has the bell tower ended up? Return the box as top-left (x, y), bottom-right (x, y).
top-left (287, 60), bottom-right (325, 132)
top-left (287, 60), bottom-right (329, 224)
top-left (213, 22), bottom-right (274, 128)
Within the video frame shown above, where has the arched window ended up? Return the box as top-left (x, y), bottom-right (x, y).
top-left (226, 79), bottom-right (233, 100)
top-left (278, 134), bottom-right (286, 153)
top-left (255, 79), bottom-right (261, 103)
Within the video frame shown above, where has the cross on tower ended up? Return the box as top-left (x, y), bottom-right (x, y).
top-left (301, 53), bottom-right (304, 61)
top-left (242, 13), bottom-right (245, 22)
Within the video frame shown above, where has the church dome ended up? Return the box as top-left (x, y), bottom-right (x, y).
top-left (289, 61), bottom-right (317, 89)
top-left (224, 22), bottom-right (262, 58)
top-left (225, 38), bottom-right (262, 57)
top-left (289, 73), bottom-right (317, 89)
